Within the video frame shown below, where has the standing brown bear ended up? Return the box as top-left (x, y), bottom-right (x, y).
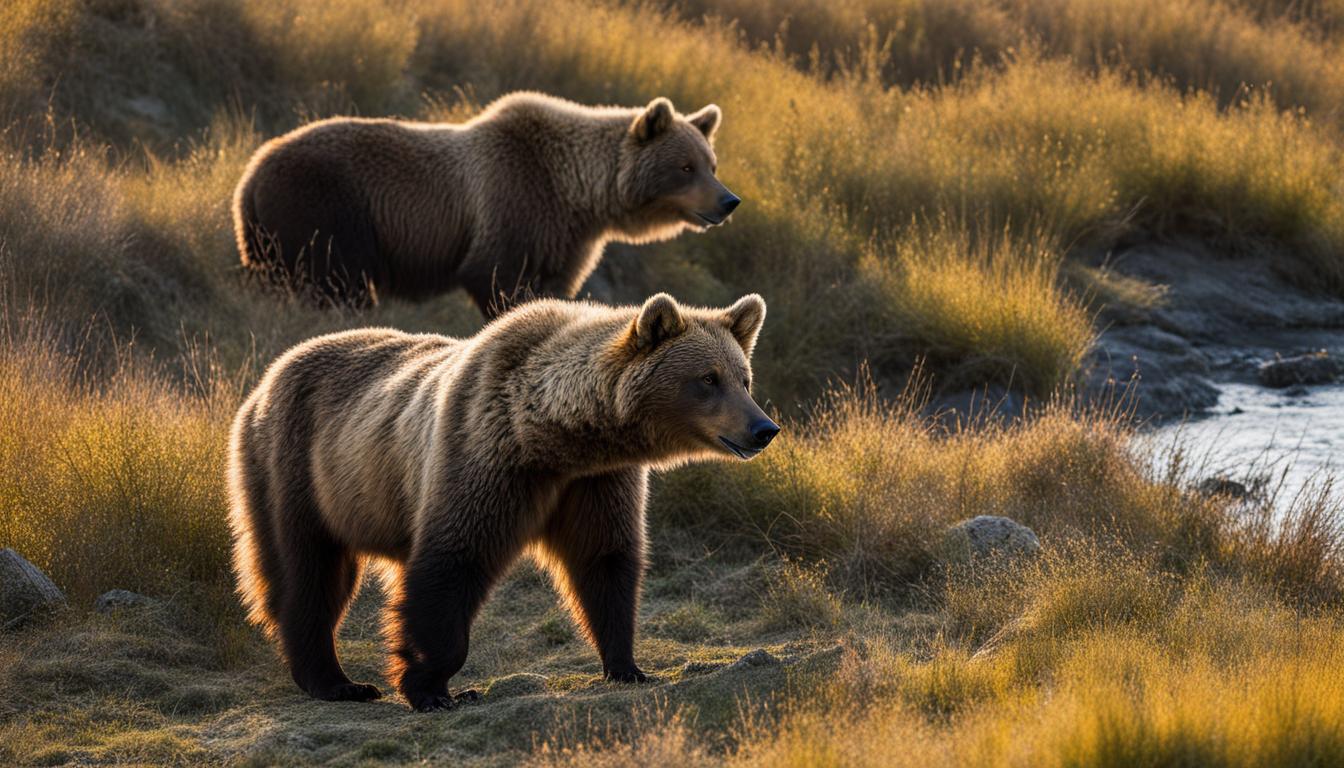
top-left (232, 93), bottom-right (739, 315)
top-left (227, 293), bottom-right (778, 710)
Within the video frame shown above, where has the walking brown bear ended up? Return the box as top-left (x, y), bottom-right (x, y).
top-left (232, 92), bottom-right (739, 315)
top-left (227, 293), bottom-right (778, 710)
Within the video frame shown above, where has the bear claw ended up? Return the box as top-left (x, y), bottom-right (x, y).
top-left (605, 667), bottom-right (649, 684)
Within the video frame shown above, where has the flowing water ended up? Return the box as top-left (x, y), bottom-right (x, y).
top-left (1148, 382), bottom-right (1344, 501)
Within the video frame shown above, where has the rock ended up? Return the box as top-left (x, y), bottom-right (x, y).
top-left (0, 549), bottom-right (66, 627)
top-left (94, 589), bottom-right (154, 613)
top-left (1257, 351), bottom-right (1343, 388)
top-left (1076, 240), bottom-right (1344, 420)
top-left (726, 649), bottom-right (780, 672)
top-left (945, 516), bottom-right (1042, 561)
top-left (484, 672), bottom-right (548, 700)
top-left (928, 385), bottom-right (1026, 426)
top-left (1084, 324), bottom-right (1219, 421)
top-left (1196, 477), bottom-right (1249, 499)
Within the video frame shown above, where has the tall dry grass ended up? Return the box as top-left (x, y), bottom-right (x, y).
top-left (668, 0), bottom-right (1344, 127)
top-left (0, 314), bottom-right (235, 603)
top-left (531, 560), bottom-right (1344, 767)
top-left (656, 372), bottom-right (1344, 605)
top-left (0, 2), bottom-right (1342, 765)
top-left (0, 3), bottom-right (1342, 758)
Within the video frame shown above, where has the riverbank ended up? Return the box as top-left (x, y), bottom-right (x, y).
top-left (1085, 239), bottom-right (1344, 422)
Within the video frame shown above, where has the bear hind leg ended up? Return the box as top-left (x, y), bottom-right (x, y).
top-left (276, 522), bottom-right (381, 702)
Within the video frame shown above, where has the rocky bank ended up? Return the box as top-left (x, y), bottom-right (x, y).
top-left (1082, 240), bottom-right (1344, 422)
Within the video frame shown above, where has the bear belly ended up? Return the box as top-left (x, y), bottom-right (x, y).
top-left (309, 427), bottom-right (418, 560)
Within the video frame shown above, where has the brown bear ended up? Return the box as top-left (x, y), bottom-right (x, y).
top-left (232, 92), bottom-right (739, 315)
top-left (227, 293), bottom-right (778, 710)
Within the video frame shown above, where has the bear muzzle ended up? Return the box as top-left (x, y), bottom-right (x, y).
top-left (695, 191), bottom-right (741, 226)
top-left (718, 416), bottom-right (780, 460)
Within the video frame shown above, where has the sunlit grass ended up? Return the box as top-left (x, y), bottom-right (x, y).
top-left (0, 324), bottom-right (234, 604)
top-left (859, 227), bottom-right (1093, 395)
top-left (2, 0), bottom-right (1344, 764)
top-left (530, 567), bottom-right (1344, 767)
top-left (6, 0), bottom-right (1344, 400)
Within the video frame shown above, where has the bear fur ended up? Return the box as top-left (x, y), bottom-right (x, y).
top-left (232, 92), bottom-right (740, 316)
top-left (227, 294), bottom-right (778, 710)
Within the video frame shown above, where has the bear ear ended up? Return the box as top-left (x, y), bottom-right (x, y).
top-left (631, 97), bottom-right (675, 142)
top-left (634, 293), bottom-right (686, 350)
top-left (687, 104), bottom-right (721, 142)
top-left (722, 294), bottom-right (766, 357)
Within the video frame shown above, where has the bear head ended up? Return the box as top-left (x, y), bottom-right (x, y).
top-left (614, 293), bottom-right (778, 464)
top-left (617, 98), bottom-right (740, 241)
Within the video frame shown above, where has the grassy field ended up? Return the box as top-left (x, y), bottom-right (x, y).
top-left (3, 0), bottom-right (1344, 765)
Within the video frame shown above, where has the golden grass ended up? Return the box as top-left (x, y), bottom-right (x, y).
top-left (240, 0), bottom-right (421, 112)
top-left (527, 567), bottom-right (1344, 767)
top-left (859, 227), bottom-right (1092, 394)
top-left (1, 1), bottom-right (1344, 764)
top-left (659, 373), bottom-right (1343, 607)
top-left (731, 634), bottom-right (1344, 767)
top-left (671, 0), bottom-right (1344, 126)
top-left (0, 322), bottom-right (235, 604)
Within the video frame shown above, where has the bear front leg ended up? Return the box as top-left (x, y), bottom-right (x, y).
top-left (540, 469), bottom-right (650, 683)
top-left (389, 552), bottom-right (492, 711)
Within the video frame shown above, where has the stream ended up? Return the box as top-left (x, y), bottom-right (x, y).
top-left (1148, 382), bottom-right (1343, 505)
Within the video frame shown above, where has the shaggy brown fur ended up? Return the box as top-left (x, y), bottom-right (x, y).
top-left (232, 92), bottom-right (739, 315)
top-left (227, 294), bottom-right (778, 710)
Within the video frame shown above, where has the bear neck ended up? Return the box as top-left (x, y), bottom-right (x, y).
top-left (510, 313), bottom-right (662, 473)
top-left (493, 107), bottom-right (628, 227)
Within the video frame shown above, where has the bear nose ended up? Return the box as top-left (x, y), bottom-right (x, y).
top-left (751, 418), bottom-right (779, 448)
top-left (719, 193), bottom-right (741, 215)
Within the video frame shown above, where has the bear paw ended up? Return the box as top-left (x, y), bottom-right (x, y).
top-left (313, 681), bottom-right (382, 702)
top-left (604, 665), bottom-right (649, 684)
top-left (409, 692), bottom-right (454, 712)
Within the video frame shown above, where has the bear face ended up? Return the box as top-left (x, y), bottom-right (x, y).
top-left (618, 98), bottom-right (740, 240)
top-left (616, 293), bottom-right (778, 463)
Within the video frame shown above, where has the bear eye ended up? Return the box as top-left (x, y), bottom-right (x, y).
top-left (681, 163), bottom-right (694, 173)
top-left (702, 373), bottom-right (718, 387)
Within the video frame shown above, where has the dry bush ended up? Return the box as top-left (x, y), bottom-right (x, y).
top-left (0, 315), bottom-right (235, 603)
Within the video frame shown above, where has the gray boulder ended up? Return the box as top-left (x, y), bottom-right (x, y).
top-left (94, 589), bottom-right (154, 613)
top-left (726, 649), bottom-right (780, 672)
top-left (1258, 351), bottom-right (1343, 388)
top-left (0, 548), bottom-right (66, 627)
top-left (945, 516), bottom-right (1042, 561)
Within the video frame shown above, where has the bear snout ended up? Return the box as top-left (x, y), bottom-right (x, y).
top-left (718, 192), bottom-right (741, 216)
top-left (750, 418), bottom-right (779, 448)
